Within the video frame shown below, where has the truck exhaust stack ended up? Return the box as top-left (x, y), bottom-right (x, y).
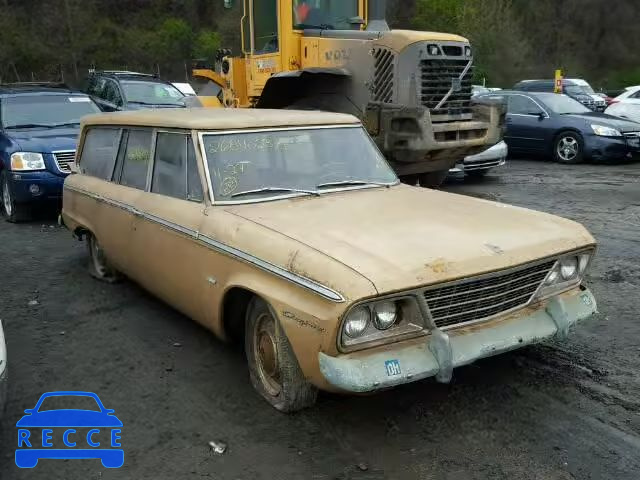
top-left (367, 0), bottom-right (389, 31)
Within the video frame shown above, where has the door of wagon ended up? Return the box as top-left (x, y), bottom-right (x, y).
top-left (127, 130), bottom-right (209, 322)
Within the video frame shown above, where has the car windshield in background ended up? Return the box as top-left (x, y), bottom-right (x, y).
top-left (293, 0), bottom-right (359, 30)
top-left (565, 85), bottom-right (594, 96)
top-left (121, 81), bottom-right (185, 106)
top-left (540, 94), bottom-right (591, 114)
top-left (202, 126), bottom-right (398, 203)
top-left (1, 95), bottom-right (100, 129)
top-left (37, 395), bottom-right (101, 412)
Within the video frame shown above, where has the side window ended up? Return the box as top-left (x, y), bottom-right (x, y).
top-left (79, 128), bottom-right (121, 180)
top-left (631, 90), bottom-right (640, 99)
top-left (120, 130), bottom-right (153, 190)
top-left (508, 96), bottom-right (542, 115)
top-left (151, 133), bottom-right (204, 202)
top-left (103, 80), bottom-right (123, 107)
top-left (253, 0), bottom-right (278, 53)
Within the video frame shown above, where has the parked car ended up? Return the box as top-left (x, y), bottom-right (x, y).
top-left (449, 141), bottom-right (507, 178)
top-left (0, 83), bottom-right (101, 221)
top-left (0, 319), bottom-right (6, 416)
top-left (62, 109), bottom-right (598, 412)
top-left (481, 91), bottom-right (640, 163)
top-left (613, 85), bottom-right (640, 103)
top-left (513, 78), bottom-right (607, 112)
top-left (81, 71), bottom-right (188, 111)
top-left (605, 102), bottom-right (640, 124)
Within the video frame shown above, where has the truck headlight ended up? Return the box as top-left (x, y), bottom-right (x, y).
top-left (538, 250), bottom-right (594, 299)
top-left (591, 124), bottom-right (622, 137)
top-left (340, 298), bottom-right (425, 351)
top-left (10, 152), bottom-right (46, 171)
top-left (465, 46), bottom-right (472, 57)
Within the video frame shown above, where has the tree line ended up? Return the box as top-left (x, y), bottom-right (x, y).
top-left (2, 0), bottom-right (639, 91)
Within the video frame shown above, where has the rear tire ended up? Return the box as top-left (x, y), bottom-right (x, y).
top-left (553, 131), bottom-right (584, 164)
top-left (245, 297), bottom-right (317, 412)
top-left (419, 170), bottom-right (449, 188)
top-left (87, 233), bottom-right (121, 283)
top-left (1, 171), bottom-right (30, 223)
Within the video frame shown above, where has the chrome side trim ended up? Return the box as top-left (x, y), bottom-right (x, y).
top-left (64, 185), bottom-right (345, 303)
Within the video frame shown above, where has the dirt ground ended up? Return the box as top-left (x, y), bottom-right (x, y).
top-left (1, 159), bottom-right (639, 480)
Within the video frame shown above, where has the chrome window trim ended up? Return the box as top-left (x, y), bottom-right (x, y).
top-left (197, 124), bottom-right (362, 205)
top-left (64, 185), bottom-right (345, 303)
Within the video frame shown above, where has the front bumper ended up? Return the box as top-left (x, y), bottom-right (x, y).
top-left (585, 134), bottom-right (640, 161)
top-left (450, 141), bottom-right (508, 173)
top-left (7, 171), bottom-right (66, 204)
top-left (319, 288), bottom-right (596, 393)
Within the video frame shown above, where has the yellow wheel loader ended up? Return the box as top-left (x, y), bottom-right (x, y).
top-left (193, 0), bottom-right (504, 186)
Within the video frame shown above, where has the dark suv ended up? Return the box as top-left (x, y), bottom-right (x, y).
top-left (0, 83), bottom-right (101, 221)
top-left (82, 71), bottom-right (189, 111)
top-left (513, 79), bottom-right (607, 112)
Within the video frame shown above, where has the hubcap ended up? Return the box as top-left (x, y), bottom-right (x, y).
top-left (557, 137), bottom-right (579, 161)
top-left (253, 312), bottom-right (281, 396)
top-left (2, 179), bottom-right (12, 216)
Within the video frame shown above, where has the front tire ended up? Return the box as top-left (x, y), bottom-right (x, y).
top-left (245, 297), bottom-right (317, 412)
top-left (87, 233), bottom-right (121, 283)
top-left (554, 132), bottom-right (584, 164)
top-left (1, 171), bottom-right (29, 223)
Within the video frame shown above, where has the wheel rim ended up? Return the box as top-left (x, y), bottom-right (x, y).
top-left (2, 179), bottom-right (12, 216)
top-left (90, 236), bottom-right (108, 277)
top-left (557, 136), bottom-right (579, 162)
top-left (253, 312), bottom-right (282, 397)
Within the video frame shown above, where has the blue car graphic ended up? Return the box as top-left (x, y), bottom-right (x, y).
top-left (16, 391), bottom-right (123, 468)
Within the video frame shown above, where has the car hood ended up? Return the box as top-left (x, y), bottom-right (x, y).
top-left (16, 410), bottom-right (123, 427)
top-left (564, 112), bottom-right (640, 132)
top-left (225, 185), bottom-right (595, 295)
top-left (7, 127), bottom-right (80, 153)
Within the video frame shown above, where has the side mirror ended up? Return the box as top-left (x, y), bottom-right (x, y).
top-left (24, 409), bottom-right (34, 414)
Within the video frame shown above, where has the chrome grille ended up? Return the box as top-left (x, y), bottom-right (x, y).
top-left (420, 59), bottom-right (473, 118)
top-left (53, 150), bottom-right (76, 173)
top-left (424, 260), bottom-right (556, 329)
top-left (372, 47), bottom-right (395, 104)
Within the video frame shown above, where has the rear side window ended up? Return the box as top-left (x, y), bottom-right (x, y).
top-left (151, 132), bottom-right (203, 202)
top-left (119, 130), bottom-right (153, 190)
top-left (79, 128), bottom-right (121, 180)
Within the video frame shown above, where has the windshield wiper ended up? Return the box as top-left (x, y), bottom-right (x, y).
top-left (296, 23), bottom-right (335, 30)
top-left (317, 180), bottom-right (394, 189)
top-left (128, 100), bottom-right (183, 107)
top-left (48, 122), bottom-right (81, 128)
top-left (231, 187), bottom-right (320, 199)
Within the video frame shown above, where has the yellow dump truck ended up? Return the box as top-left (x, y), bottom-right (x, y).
top-left (194, 0), bottom-right (504, 186)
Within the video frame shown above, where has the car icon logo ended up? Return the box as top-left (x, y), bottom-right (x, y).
top-left (15, 391), bottom-right (123, 469)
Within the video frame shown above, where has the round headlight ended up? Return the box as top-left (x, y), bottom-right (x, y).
top-left (560, 257), bottom-right (579, 280)
top-left (579, 254), bottom-right (591, 273)
top-left (373, 302), bottom-right (398, 330)
top-left (545, 268), bottom-right (560, 285)
top-left (344, 307), bottom-right (370, 338)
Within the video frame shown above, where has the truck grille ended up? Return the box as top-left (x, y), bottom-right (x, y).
top-left (423, 260), bottom-right (556, 330)
top-left (53, 151), bottom-right (76, 173)
top-left (372, 47), bottom-right (395, 104)
top-left (420, 59), bottom-right (473, 118)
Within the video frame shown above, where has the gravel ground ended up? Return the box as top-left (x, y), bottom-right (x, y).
top-left (1, 159), bottom-right (639, 480)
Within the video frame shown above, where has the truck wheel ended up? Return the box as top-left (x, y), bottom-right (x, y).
top-left (419, 171), bottom-right (449, 188)
top-left (554, 132), bottom-right (584, 164)
top-left (245, 297), bottom-right (317, 412)
top-left (87, 233), bottom-right (121, 283)
top-left (399, 174), bottom-right (419, 186)
top-left (1, 171), bottom-right (30, 223)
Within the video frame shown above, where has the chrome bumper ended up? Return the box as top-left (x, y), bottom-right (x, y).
top-left (319, 288), bottom-right (597, 393)
top-left (450, 141), bottom-right (508, 173)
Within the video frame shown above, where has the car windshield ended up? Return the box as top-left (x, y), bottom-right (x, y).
top-left (37, 395), bottom-right (101, 412)
top-left (293, 0), bottom-right (359, 30)
top-left (565, 84), bottom-right (595, 96)
top-left (121, 81), bottom-right (185, 106)
top-left (540, 94), bottom-right (591, 114)
top-left (202, 126), bottom-right (398, 203)
top-left (1, 95), bottom-right (100, 129)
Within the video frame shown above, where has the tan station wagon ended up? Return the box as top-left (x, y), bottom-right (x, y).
top-left (62, 109), bottom-right (598, 412)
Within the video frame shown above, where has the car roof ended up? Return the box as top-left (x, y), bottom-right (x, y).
top-left (81, 108), bottom-right (361, 130)
top-left (0, 82), bottom-right (80, 96)
top-left (90, 71), bottom-right (172, 84)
